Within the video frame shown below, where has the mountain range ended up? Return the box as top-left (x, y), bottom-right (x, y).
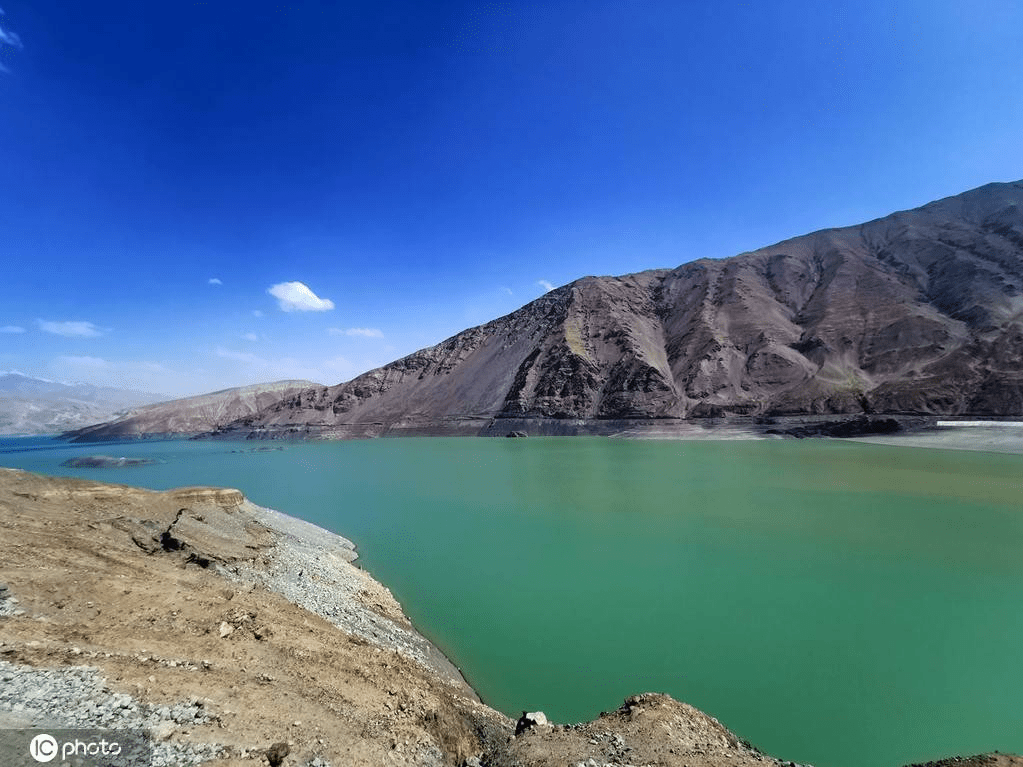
top-left (66, 380), bottom-right (317, 441)
top-left (0, 373), bottom-right (166, 435)
top-left (76, 179), bottom-right (1023, 440)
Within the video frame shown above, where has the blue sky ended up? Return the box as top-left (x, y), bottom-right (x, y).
top-left (1, 1), bottom-right (1021, 397)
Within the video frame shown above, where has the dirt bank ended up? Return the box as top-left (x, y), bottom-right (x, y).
top-left (1, 468), bottom-right (1018, 767)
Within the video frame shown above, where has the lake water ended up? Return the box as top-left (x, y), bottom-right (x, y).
top-left (2, 435), bottom-right (1022, 767)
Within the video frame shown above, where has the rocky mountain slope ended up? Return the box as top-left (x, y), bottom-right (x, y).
top-left (65, 380), bottom-right (318, 441)
top-left (2, 468), bottom-right (1018, 766)
top-left (0, 373), bottom-right (166, 435)
top-left (198, 180), bottom-right (1023, 439)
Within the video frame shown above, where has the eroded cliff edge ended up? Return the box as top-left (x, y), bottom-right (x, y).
top-left (0, 468), bottom-right (1019, 767)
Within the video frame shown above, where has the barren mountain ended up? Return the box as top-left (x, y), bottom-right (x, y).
top-left (0, 373), bottom-right (166, 435)
top-left (200, 180), bottom-right (1023, 439)
top-left (66, 380), bottom-right (318, 441)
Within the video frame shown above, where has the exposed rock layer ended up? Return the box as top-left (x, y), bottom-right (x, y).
top-left (202, 180), bottom-right (1023, 439)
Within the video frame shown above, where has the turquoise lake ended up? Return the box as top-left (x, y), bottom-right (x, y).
top-left (2, 435), bottom-right (1022, 767)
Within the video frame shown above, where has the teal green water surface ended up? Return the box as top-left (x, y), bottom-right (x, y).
top-left (2, 436), bottom-right (1022, 767)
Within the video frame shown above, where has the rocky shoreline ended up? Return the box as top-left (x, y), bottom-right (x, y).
top-left (196, 413), bottom-right (933, 441)
top-left (196, 414), bottom-right (1023, 457)
top-left (66, 410), bottom-right (1023, 458)
top-left (1, 468), bottom-right (1021, 766)
top-left (0, 469), bottom-right (505, 766)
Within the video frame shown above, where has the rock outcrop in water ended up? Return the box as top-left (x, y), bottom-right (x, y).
top-left (59, 455), bottom-right (156, 468)
top-left (193, 180), bottom-right (1023, 439)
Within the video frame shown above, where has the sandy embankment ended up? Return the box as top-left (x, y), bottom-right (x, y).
top-left (0, 467), bottom-right (800, 767)
top-left (850, 421), bottom-right (1023, 454)
top-left (613, 416), bottom-right (1023, 453)
top-left (0, 468), bottom-right (507, 766)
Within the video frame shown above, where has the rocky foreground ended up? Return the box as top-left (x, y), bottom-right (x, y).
top-left (0, 468), bottom-right (1019, 767)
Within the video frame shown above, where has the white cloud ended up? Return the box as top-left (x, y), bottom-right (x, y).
top-left (57, 355), bottom-right (106, 368)
top-left (215, 346), bottom-right (263, 365)
top-left (0, 7), bottom-right (22, 66)
top-left (252, 309), bottom-right (263, 317)
top-left (208, 277), bottom-right (222, 286)
top-left (212, 346), bottom-right (336, 385)
top-left (0, 325), bottom-right (24, 333)
top-left (323, 355), bottom-right (353, 370)
top-left (242, 332), bottom-right (259, 342)
top-left (37, 320), bottom-right (105, 338)
top-left (49, 356), bottom-right (180, 396)
top-left (322, 356), bottom-right (358, 378)
top-left (276, 356), bottom-right (332, 382)
top-left (538, 280), bottom-right (554, 293)
top-left (502, 287), bottom-right (514, 296)
top-left (0, 24), bottom-right (21, 49)
top-left (268, 281), bottom-right (334, 312)
top-left (328, 327), bottom-right (383, 338)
